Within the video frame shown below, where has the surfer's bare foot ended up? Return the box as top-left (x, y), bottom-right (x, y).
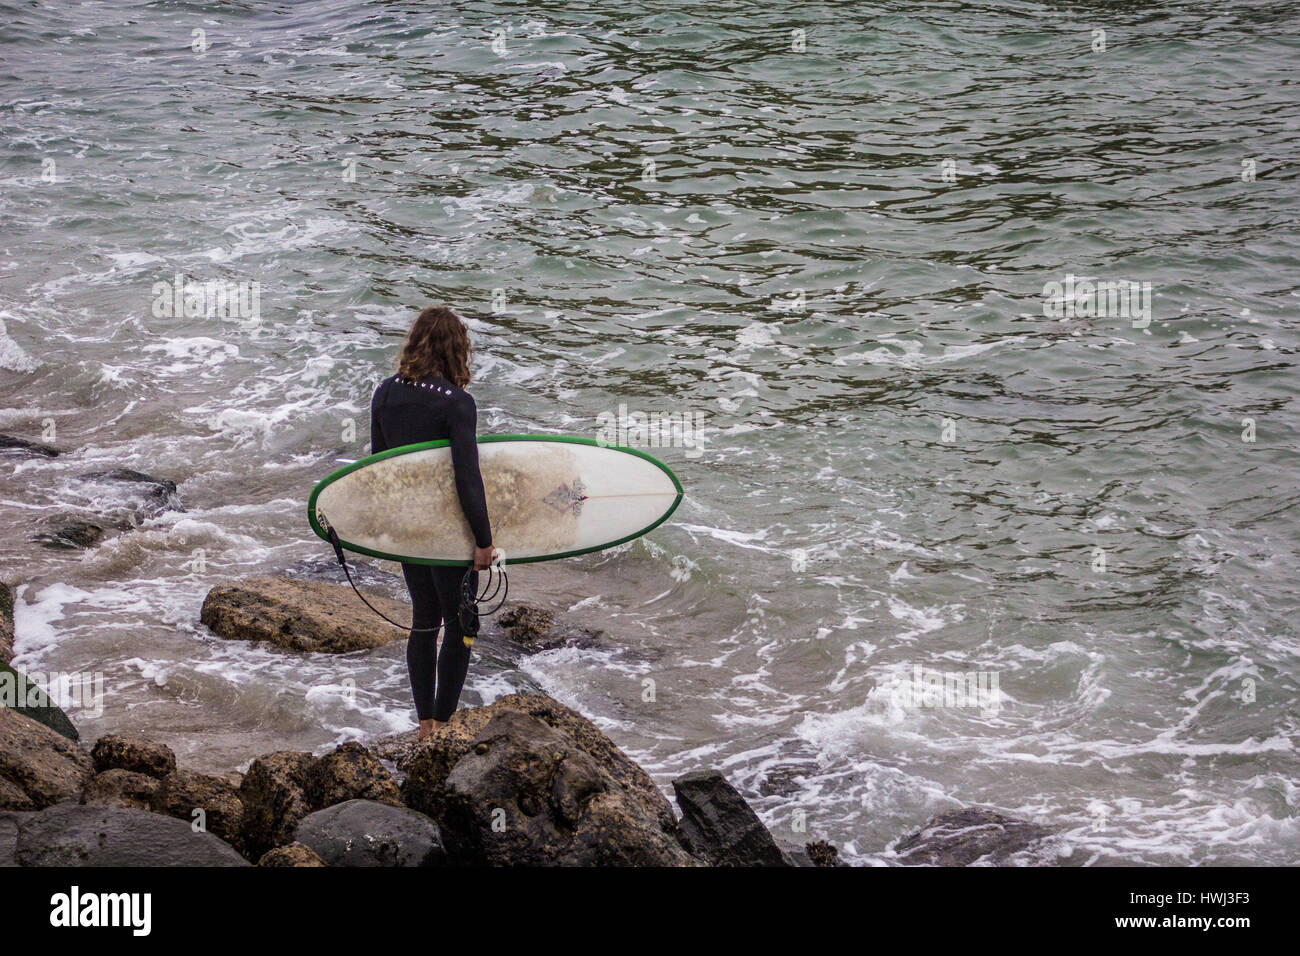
top-left (416, 718), bottom-right (448, 741)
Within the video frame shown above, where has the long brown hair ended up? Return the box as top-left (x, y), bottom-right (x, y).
top-left (397, 306), bottom-right (471, 388)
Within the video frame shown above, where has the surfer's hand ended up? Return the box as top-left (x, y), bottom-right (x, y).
top-left (472, 545), bottom-right (495, 571)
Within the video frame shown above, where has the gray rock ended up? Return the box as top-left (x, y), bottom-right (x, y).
top-left (672, 770), bottom-right (791, 867)
top-left (14, 803), bottom-right (249, 866)
top-left (76, 467), bottom-right (184, 517)
top-left (295, 799), bottom-right (446, 867)
top-left (0, 434), bottom-right (59, 458)
top-left (35, 516), bottom-right (107, 550)
top-left (0, 810), bottom-right (34, 866)
top-left (894, 807), bottom-right (1055, 866)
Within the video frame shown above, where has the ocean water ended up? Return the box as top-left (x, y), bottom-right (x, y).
top-left (2, 1), bottom-right (1298, 865)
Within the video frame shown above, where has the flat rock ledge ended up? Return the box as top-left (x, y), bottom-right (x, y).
top-left (200, 575), bottom-right (411, 653)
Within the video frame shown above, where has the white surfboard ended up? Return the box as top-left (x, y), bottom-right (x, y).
top-left (308, 435), bottom-right (683, 565)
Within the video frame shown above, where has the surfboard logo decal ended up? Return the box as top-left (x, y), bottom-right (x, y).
top-left (543, 478), bottom-right (588, 516)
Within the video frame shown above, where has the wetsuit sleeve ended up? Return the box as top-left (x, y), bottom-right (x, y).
top-left (370, 382), bottom-right (388, 454)
top-left (448, 393), bottom-right (492, 549)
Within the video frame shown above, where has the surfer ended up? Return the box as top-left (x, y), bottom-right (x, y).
top-left (371, 306), bottom-right (495, 740)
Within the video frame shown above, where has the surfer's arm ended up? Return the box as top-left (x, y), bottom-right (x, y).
top-left (369, 383), bottom-right (388, 454)
top-left (449, 393), bottom-right (492, 549)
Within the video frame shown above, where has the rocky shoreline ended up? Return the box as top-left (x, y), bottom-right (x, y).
top-left (0, 570), bottom-right (1060, 866)
top-left (0, 439), bottom-right (1058, 865)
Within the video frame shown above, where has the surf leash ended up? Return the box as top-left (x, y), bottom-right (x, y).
top-left (325, 524), bottom-right (509, 639)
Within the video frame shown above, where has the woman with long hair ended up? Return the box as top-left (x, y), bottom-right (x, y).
top-left (370, 306), bottom-right (494, 740)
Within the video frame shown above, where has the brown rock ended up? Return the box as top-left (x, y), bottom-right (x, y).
top-left (497, 604), bottom-right (601, 652)
top-left (90, 735), bottom-right (177, 779)
top-left (397, 692), bottom-right (675, 832)
top-left (80, 769), bottom-right (159, 810)
top-left (258, 842), bottom-right (327, 867)
top-left (151, 769), bottom-right (244, 850)
top-left (200, 575), bottom-right (410, 653)
top-left (0, 707), bottom-right (93, 810)
top-left (0, 582), bottom-right (13, 666)
top-left (304, 741), bottom-right (401, 809)
top-left (238, 751), bottom-right (315, 860)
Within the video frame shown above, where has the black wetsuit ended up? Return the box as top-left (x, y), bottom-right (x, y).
top-left (371, 374), bottom-right (492, 722)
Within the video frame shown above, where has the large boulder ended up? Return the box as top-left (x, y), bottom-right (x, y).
top-left (0, 582), bottom-right (13, 665)
top-left (200, 576), bottom-right (410, 653)
top-left (295, 799), bottom-right (446, 867)
top-left (0, 707), bottom-right (93, 810)
top-left (258, 842), bottom-right (327, 867)
top-left (0, 663), bottom-right (79, 740)
top-left (894, 807), bottom-right (1056, 866)
top-left (412, 709), bottom-right (693, 866)
top-left (80, 769), bottom-right (159, 810)
top-left (90, 735), bottom-right (176, 779)
top-left (238, 751), bottom-right (315, 860)
top-left (14, 803), bottom-right (248, 866)
top-left (303, 741), bottom-right (401, 809)
top-left (151, 769), bottom-right (244, 850)
top-left (398, 692), bottom-right (675, 833)
top-left (672, 770), bottom-right (791, 867)
top-left (239, 743), bottom-right (400, 858)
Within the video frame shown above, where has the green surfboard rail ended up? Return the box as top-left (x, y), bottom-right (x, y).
top-left (307, 433), bottom-right (684, 566)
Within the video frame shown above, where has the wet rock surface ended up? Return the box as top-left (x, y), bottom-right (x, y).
top-left (672, 769), bottom-right (791, 867)
top-left (201, 575), bottom-right (411, 653)
top-left (894, 807), bottom-right (1057, 866)
top-left (14, 803), bottom-right (248, 867)
top-left (295, 799), bottom-right (446, 867)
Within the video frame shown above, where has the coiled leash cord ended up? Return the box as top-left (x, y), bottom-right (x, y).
top-left (325, 525), bottom-right (508, 637)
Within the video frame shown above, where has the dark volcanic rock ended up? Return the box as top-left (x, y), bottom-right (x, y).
top-left (894, 807), bottom-right (1055, 866)
top-left (238, 751), bottom-right (315, 860)
top-left (399, 692), bottom-right (676, 833)
top-left (80, 769), bottom-right (159, 810)
top-left (200, 576), bottom-right (409, 653)
top-left (0, 707), bottom-right (93, 810)
top-left (412, 709), bottom-right (693, 866)
top-left (14, 803), bottom-right (248, 866)
top-left (497, 604), bottom-right (602, 652)
top-left (303, 741), bottom-right (401, 809)
top-left (295, 799), bottom-right (446, 867)
top-left (77, 467), bottom-right (184, 516)
top-left (672, 770), bottom-right (790, 867)
top-left (0, 434), bottom-right (59, 458)
top-left (0, 583), bottom-right (13, 666)
top-left (806, 840), bottom-right (842, 867)
top-left (35, 516), bottom-right (107, 550)
top-left (258, 842), bottom-right (328, 867)
top-left (0, 662), bottom-right (79, 740)
top-left (151, 769), bottom-right (245, 849)
top-left (91, 735), bottom-right (177, 779)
